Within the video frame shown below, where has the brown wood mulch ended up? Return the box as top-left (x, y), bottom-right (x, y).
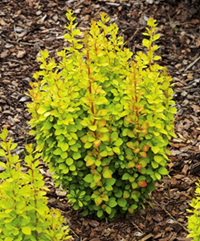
top-left (0, 0), bottom-right (200, 240)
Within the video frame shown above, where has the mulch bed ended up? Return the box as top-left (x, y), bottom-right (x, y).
top-left (0, 0), bottom-right (200, 240)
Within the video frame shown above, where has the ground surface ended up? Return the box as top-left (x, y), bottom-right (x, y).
top-left (0, 0), bottom-right (200, 240)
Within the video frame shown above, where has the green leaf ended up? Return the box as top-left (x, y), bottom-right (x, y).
top-left (0, 162), bottom-right (6, 169)
top-left (59, 142), bottom-right (69, 151)
top-left (128, 176), bottom-right (135, 183)
top-left (59, 163), bottom-right (66, 170)
top-left (99, 127), bottom-right (109, 133)
top-left (22, 226), bottom-right (31, 235)
top-left (169, 107), bottom-right (177, 114)
top-left (132, 182), bottom-right (138, 189)
top-left (61, 152), bottom-right (68, 159)
top-left (62, 167), bottom-right (69, 174)
top-left (127, 131), bottom-right (135, 138)
top-left (82, 210), bottom-right (89, 216)
top-left (95, 96), bottom-right (108, 105)
top-left (106, 178), bottom-right (116, 186)
top-left (151, 161), bottom-right (159, 169)
top-left (97, 210), bottom-right (104, 218)
top-left (114, 138), bottom-right (123, 146)
top-left (105, 185), bottom-right (113, 191)
top-left (90, 181), bottom-right (97, 189)
top-left (158, 166), bottom-right (168, 175)
top-left (29, 130), bottom-right (36, 135)
top-left (95, 159), bottom-right (101, 166)
top-left (154, 155), bottom-right (162, 163)
top-left (37, 106), bottom-right (48, 115)
top-left (105, 206), bottom-right (112, 214)
top-left (80, 118), bottom-right (90, 127)
top-left (84, 174), bottom-right (93, 183)
top-left (84, 195), bottom-right (91, 202)
top-left (0, 149), bottom-right (5, 156)
top-left (94, 174), bottom-right (101, 183)
top-left (66, 158), bottom-right (74, 166)
top-left (10, 143), bottom-right (17, 151)
top-left (117, 198), bottom-right (127, 207)
top-left (143, 39), bottom-right (150, 48)
top-left (72, 152), bottom-right (81, 160)
top-left (70, 144), bottom-right (78, 152)
top-left (84, 142), bottom-right (93, 149)
top-left (152, 146), bottom-right (160, 154)
top-left (113, 146), bottom-right (120, 154)
top-left (103, 169), bottom-right (112, 178)
top-left (153, 55), bottom-right (161, 61)
top-left (43, 121), bottom-right (52, 129)
top-left (69, 139), bottom-right (76, 146)
top-left (0, 128), bottom-right (8, 140)
top-left (115, 190), bottom-right (122, 198)
top-left (155, 172), bottom-right (161, 180)
top-left (88, 125), bottom-right (97, 131)
top-left (111, 132), bottom-right (118, 140)
top-left (100, 150), bottom-right (108, 157)
top-left (53, 148), bottom-right (62, 155)
top-left (152, 34), bottom-right (160, 41)
top-left (108, 197), bottom-right (117, 208)
top-left (78, 200), bottom-right (83, 207)
top-left (122, 173), bottom-right (129, 180)
top-left (99, 134), bottom-right (109, 142)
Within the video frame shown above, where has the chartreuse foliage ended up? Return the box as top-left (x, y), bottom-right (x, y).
top-left (27, 11), bottom-right (176, 219)
top-left (0, 128), bottom-right (71, 240)
top-left (187, 182), bottom-right (200, 240)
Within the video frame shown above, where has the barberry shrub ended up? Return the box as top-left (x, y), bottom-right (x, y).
top-left (27, 11), bottom-right (176, 219)
top-left (187, 182), bottom-right (200, 240)
top-left (0, 128), bottom-right (71, 240)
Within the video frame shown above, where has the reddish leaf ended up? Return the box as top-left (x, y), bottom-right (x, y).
top-left (142, 122), bottom-right (149, 129)
top-left (139, 151), bottom-right (147, 158)
top-left (142, 144), bottom-right (150, 152)
top-left (138, 180), bottom-right (147, 187)
top-left (133, 148), bottom-right (140, 153)
top-left (95, 196), bottom-right (103, 206)
top-left (128, 161), bottom-right (135, 168)
top-left (85, 157), bottom-right (95, 166)
top-left (141, 129), bottom-right (148, 134)
top-left (135, 164), bottom-right (143, 170)
top-left (96, 180), bottom-right (102, 186)
top-left (94, 139), bottom-right (101, 148)
top-left (80, 135), bottom-right (88, 143)
top-left (98, 110), bottom-right (108, 117)
top-left (128, 208), bottom-right (135, 214)
top-left (101, 204), bottom-right (106, 210)
top-left (93, 190), bottom-right (99, 195)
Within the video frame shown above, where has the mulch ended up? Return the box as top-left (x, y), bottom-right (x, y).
top-left (0, 0), bottom-right (200, 240)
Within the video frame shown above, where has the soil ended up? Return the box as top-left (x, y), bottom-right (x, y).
top-left (0, 0), bottom-right (200, 240)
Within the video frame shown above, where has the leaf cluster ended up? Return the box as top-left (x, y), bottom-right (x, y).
top-left (187, 182), bottom-right (200, 240)
top-left (27, 11), bottom-right (176, 219)
top-left (0, 129), bottom-right (71, 240)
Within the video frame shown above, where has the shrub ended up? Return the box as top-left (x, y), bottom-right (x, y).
top-left (27, 11), bottom-right (176, 219)
top-left (0, 128), bottom-right (71, 240)
top-left (187, 182), bottom-right (200, 240)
